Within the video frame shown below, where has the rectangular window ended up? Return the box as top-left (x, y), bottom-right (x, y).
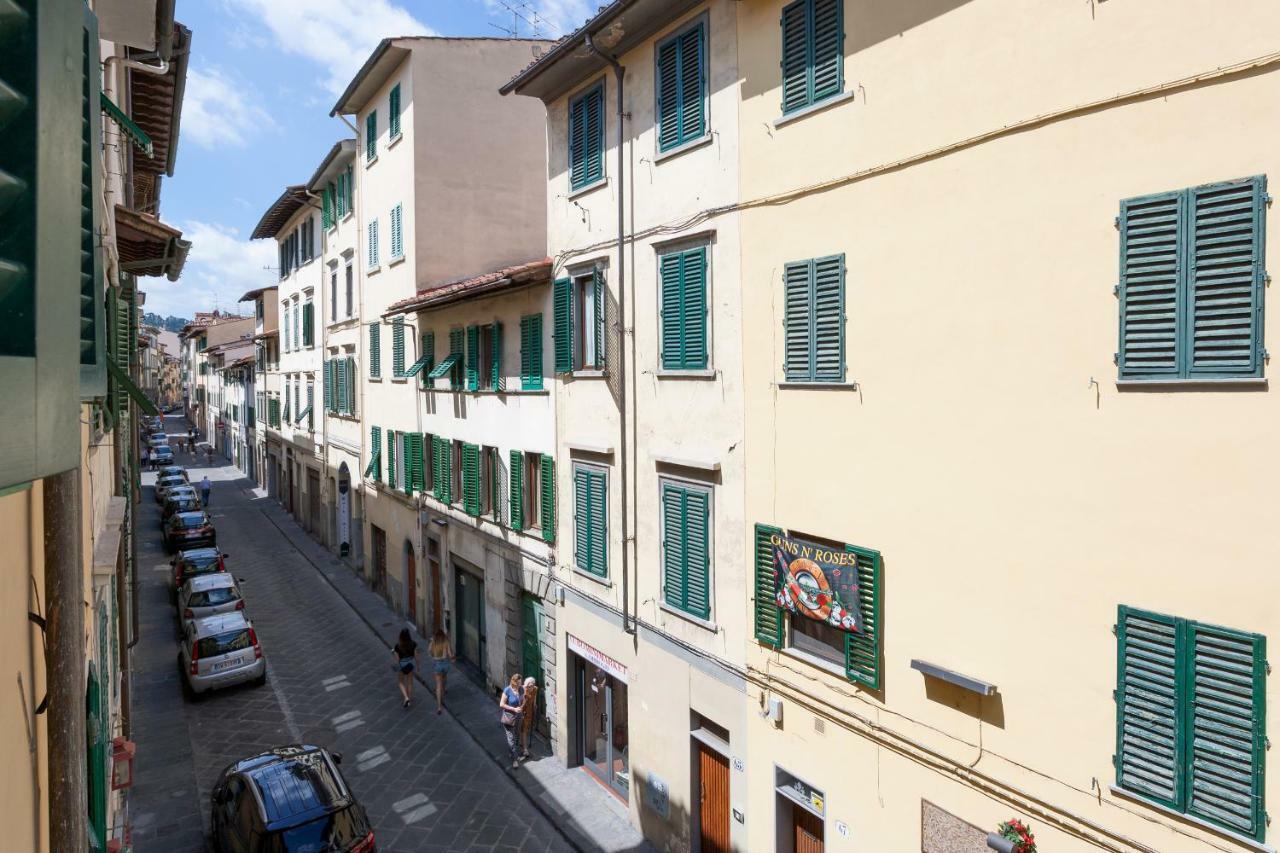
top-left (293, 301), bottom-right (301, 351)
top-left (367, 218), bottom-right (379, 269)
top-left (1115, 606), bottom-right (1266, 841)
top-left (302, 302), bottom-right (314, 347)
top-left (780, 0), bottom-right (843, 115)
top-left (471, 322), bottom-right (502, 391)
top-left (659, 245), bottom-right (708, 370)
top-left (389, 84), bottom-right (401, 138)
top-left (576, 269), bottom-right (606, 370)
top-left (520, 313), bottom-right (543, 390)
top-left (345, 263), bottom-right (354, 318)
top-left (1118, 176), bottom-right (1266, 380)
top-left (329, 269), bottom-right (337, 321)
top-left (656, 21), bottom-right (707, 152)
top-left (452, 439), bottom-right (463, 505)
top-left (392, 316), bottom-right (405, 377)
top-left (424, 433), bottom-right (435, 492)
top-left (660, 480), bottom-right (711, 620)
top-left (390, 203), bottom-right (403, 260)
top-left (449, 327), bottom-right (464, 386)
top-left (524, 453), bottom-right (541, 532)
top-left (568, 82), bottom-right (604, 190)
top-left (783, 254), bottom-right (844, 383)
top-left (481, 445), bottom-right (498, 520)
top-left (368, 323), bottom-right (381, 378)
top-left (573, 464), bottom-right (607, 577)
top-left (432, 436), bottom-right (453, 504)
top-left (365, 110), bottom-right (377, 162)
top-left (336, 172), bottom-right (346, 218)
top-left (412, 331), bottom-right (435, 388)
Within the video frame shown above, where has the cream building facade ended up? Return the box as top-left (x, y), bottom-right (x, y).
top-left (735, 1), bottom-right (1280, 852)
top-left (239, 287), bottom-right (280, 492)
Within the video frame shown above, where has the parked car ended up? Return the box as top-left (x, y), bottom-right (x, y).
top-left (178, 574), bottom-right (244, 626)
top-left (179, 611), bottom-right (266, 696)
top-left (147, 434), bottom-right (169, 448)
top-left (210, 745), bottom-right (374, 852)
top-left (164, 511), bottom-right (216, 552)
top-left (162, 490), bottom-right (202, 524)
top-left (170, 548), bottom-right (228, 597)
top-left (154, 474), bottom-right (188, 503)
top-left (150, 446), bottom-right (175, 467)
top-left (157, 465), bottom-right (188, 482)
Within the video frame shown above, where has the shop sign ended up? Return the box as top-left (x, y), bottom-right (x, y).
top-left (770, 533), bottom-right (863, 633)
top-left (567, 634), bottom-right (628, 682)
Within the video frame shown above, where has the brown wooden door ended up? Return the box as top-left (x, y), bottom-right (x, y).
top-left (405, 548), bottom-right (417, 624)
top-left (794, 806), bottom-right (824, 853)
top-left (307, 470), bottom-right (321, 534)
top-left (371, 526), bottom-right (387, 594)
top-left (430, 556), bottom-right (442, 630)
top-left (697, 744), bottom-right (730, 853)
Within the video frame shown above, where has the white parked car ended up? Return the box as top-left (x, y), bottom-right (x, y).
top-left (180, 612), bottom-right (265, 696)
top-left (178, 574), bottom-right (244, 626)
top-left (154, 474), bottom-right (188, 503)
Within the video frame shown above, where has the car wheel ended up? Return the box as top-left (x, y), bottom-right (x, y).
top-left (253, 670), bottom-right (267, 688)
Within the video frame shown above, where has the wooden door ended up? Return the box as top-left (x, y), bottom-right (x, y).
top-left (794, 806), bottom-right (824, 853)
top-left (520, 595), bottom-right (546, 725)
top-left (697, 744), bottom-right (730, 853)
top-left (406, 548), bottom-right (417, 624)
top-left (371, 526), bottom-right (387, 594)
top-left (307, 470), bottom-right (321, 533)
top-left (428, 538), bottom-right (442, 630)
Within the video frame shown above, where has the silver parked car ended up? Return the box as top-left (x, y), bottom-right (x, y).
top-left (178, 574), bottom-right (244, 625)
top-left (155, 474), bottom-right (188, 503)
top-left (180, 612), bottom-right (266, 696)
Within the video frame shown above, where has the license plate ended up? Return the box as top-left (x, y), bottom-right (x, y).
top-left (212, 657), bottom-right (243, 672)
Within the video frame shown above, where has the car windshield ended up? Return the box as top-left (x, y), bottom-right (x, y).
top-left (159, 476), bottom-right (184, 485)
top-left (175, 514), bottom-right (207, 529)
top-left (169, 498), bottom-right (199, 512)
top-left (267, 806), bottom-right (365, 853)
top-left (187, 588), bottom-right (237, 607)
top-left (195, 629), bottom-right (251, 659)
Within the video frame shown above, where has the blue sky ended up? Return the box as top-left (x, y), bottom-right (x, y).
top-left (140, 0), bottom-right (589, 318)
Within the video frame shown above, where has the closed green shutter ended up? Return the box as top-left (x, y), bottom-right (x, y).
top-left (336, 172), bottom-right (346, 217)
top-left (780, 0), bottom-right (809, 114)
top-left (784, 255), bottom-right (844, 382)
top-left (660, 247), bottom-right (708, 370)
top-left (574, 468), bottom-right (589, 571)
top-left (405, 432), bottom-right (422, 495)
top-left (365, 110), bottom-right (376, 161)
top-left (553, 278), bottom-right (574, 373)
top-left (843, 544), bottom-right (881, 689)
top-left (657, 23), bottom-right (706, 152)
top-left (1117, 191), bottom-right (1182, 377)
top-left (367, 218), bottom-right (379, 267)
top-left (368, 323), bottom-right (381, 377)
top-left (662, 483), bottom-right (710, 619)
top-left (390, 203), bottom-right (403, 259)
top-left (334, 359), bottom-right (346, 413)
top-left (366, 426), bottom-right (382, 480)
top-left (811, 0), bottom-right (842, 102)
top-left (420, 332), bottom-right (435, 389)
top-left (462, 443), bottom-right (480, 515)
top-left (392, 316), bottom-right (405, 377)
top-left (780, 0), bottom-right (843, 114)
top-left (432, 436), bottom-right (446, 501)
top-left (490, 321), bottom-right (503, 390)
top-left (389, 84), bottom-right (401, 138)
top-left (1115, 608), bottom-right (1185, 810)
top-left (323, 360), bottom-right (332, 411)
top-left (509, 450), bottom-right (525, 530)
top-left (586, 469), bottom-right (607, 576)
top-left (322, 186), bottom-right (332, 230)
top-left (464, 325), bottom-right (479, 390)
top-left (753, 524), bottom-right (783, 647)
top-left (387, 429), bottom-right (397, 490)
top-left (540, 455), bottom-right (555, 543)
top-left (440, 439), bottom-right (453, 504)
top-left (520, 313), bottom-right (543, 390)
top-left (568, 83), bottom-right (604, 190)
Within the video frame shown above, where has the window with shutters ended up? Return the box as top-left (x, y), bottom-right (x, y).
top-left (390, 203), bottom-right (404, 261)
top-left (779, 0), bottom-right (844, 115)
top-left (368, 323), bottom-right (381, 378)
top-left (462, 443), bottom-right (481, 516)
top-left (366, 425), bottom-right (382, 481)
top-left (658, 245), bottom-right (709, 370)
top-left (367, 218), bottom-right (380, 269)
top-left (365, 110), bottom-right (377, 163)
top-left (467, 322), bottom-right (503, 391)
top-left (660, 479), bottom-right (712, 621)
top-left (452, 439), bottom-right (464, 506)
top-left (1117, 176), bottom-right (1267, 381)
top-left (559, 268), bottom-right (606, 371)
top-left (481, 445), bottom-right (499, 520)
top-left (392, 316), bottom-right (406, 377)
top-left (1114, 606), bottom-right (1266, 841)
top-left (655, 20), bottom-right (707, 153)
top-left (573, 463), bottom-right (608, 578)
top-left (324, 183), bottom-right (336, 231)
top-left (337, 172), bottom-right (347, 218)
top-left (523, 453), bottom-right (542, 533)
top-left (423, 433), bottom-right (435, 492)
top-left (520, 313), bottom-right (543, 390)
top-left (783, 254), bottom-right (845, 383)
top-left (345, 262), bottom-right (354, 318)
top-left (302, 301), bottom-right (314, 347)
top-left (329, 268), bottom-right (338, 323)
top-left (568, 82), bottom-right (605, 191)
top-left (539, 454), bottom-right (555, 544)
top-left (389, 84), bottom-right (401, 139)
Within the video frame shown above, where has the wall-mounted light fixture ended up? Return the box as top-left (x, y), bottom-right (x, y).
top-left (910, 659), bottom-right (997, 696)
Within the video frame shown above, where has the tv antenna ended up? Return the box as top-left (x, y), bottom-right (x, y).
top-left (488, 1), bottom-right (544, 38)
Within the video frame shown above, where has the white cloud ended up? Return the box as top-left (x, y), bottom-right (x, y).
top-left (182, 66), bottom-right (276, 149)
top-left (138, 221), bottom-right (277, 318)
top-left (222, 0), bottom-right (436, 96)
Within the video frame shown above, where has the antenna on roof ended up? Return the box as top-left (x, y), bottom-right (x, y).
top-left (489, 0), bottom-right (542, 38)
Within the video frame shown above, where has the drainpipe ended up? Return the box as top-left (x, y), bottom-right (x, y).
top-left (584, 34), bottom-right (633, 635)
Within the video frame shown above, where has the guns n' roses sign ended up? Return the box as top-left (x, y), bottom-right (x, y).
top-left (771, 533), bottom-right (864, 633)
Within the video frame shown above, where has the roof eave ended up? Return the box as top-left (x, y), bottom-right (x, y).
top-left (330, 39), bottom-right (410, 117)
top-left (306, 139), bottom-right (357, 191)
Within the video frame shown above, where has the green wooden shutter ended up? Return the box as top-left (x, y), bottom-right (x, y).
top-left (403, 432), bottom-right (419, 495)
top-left (390, 203), bottom-right (403, 259)
top-left (587, 469), bottom-right (607, 576)
top-left (656, 37), bottom-right (681, 152)
top-left (87, 663), bottom-right (106, 850)
top-left (449, 327), bottom-right (464, 385)
top-left (462, 443), bottom-right (480, 515)
top-left (812, 254), bottom-right (845, 381)
top-left (368, 426), bottom-right (382, 480)
top-left (584, 86), bottom-right (603, 186)
top-left (389, 84), bottom-right (401, 137)
top-left (1115, 607), bottom-right (1183, 809)
top-left (420, 332), bottom-right (435, 389)
top-left (811, 0), bottom-right (842, 102)
top-left (780, 0), bottom-right (842, 114)
top-left (1118, 191), bottom-right (1183, 377)
top-left (323, 360), bottom-right (332, 411)
top-left (410, 433), bottom-right (425, 492)
top-left (520, 314), bottom-right (543, 390)
top-left (783, 261), bottom-right (812, 380)
top-left (509, 450), bottom-right (525, 530)
top-left (432, 436), bottom-right (445, 501)
top-left (322, 186), bottom-right (332, 230)
top-left (657, 24), bottom-right (706, 153)
top-left (780, 0), bottom-right (809, 114)
top-left (1186, 622), bottom-right (1266, 838)
top-left (465, 325), bottom-right (480, 390)
top-left (843, 543), bottom-right (881, 689)
top-left (753, 524), bottom-right (784, 647)
top-left (661, 247), bottom-right (708, 370)
top-left (337, 172), bottom-right (346, 217)
top-left (365, 110), bottom-right (376, 161)
top-left (79, 13), bottom-right (106, 394)
top-left (490, 447), bottom-right (502, 523)
top-left (540, 455), bottom-right (555, 543)
top-left (592, 267), bottom-right (606, 367)
top-left (303, 303), bottom-right (314, 347)
top-left (553, 278), bottom-right (574, 373)
top-left (490, 321), bottom-right (503, 391)
top-left (387, 429), bottom-right (397, 490)
top-left (574, 468), bottom-right (589, 571)
top-left (368, 218), bottom-right (379, 267)
top-left (440, 440), bottom-right (453, 504)
top-left (660, 252), bottom-right (683, 368)
top-left (662, 485), bottom-right (709, 620)
top-left (335, 358), bottom-right (346, 414)
top-left (392, 316), bottom-right (405, 376)
top-left (368, 323), bottom-right (381, 377)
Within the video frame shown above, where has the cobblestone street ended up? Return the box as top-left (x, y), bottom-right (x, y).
top-left (129, 418), bottom-right (574, 852)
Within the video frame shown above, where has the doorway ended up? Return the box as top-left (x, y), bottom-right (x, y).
top-left (453, 562), bottom-right (486, 679)
top-left (577, 657), bottom-right (629, 798)
top-left (520, 595), bottom-right (546, 728)
top-left (775, 769), bottom-right (825, 853)
top-left (307, 469), bottom-right (321, 535)
top-left (696, 741), bottom-right (730, 853)
top-left (371, 525), bottom-right (387, 595)
top-left (404, 540), bottom-right (417, 625)
top-left (426, 536), bottom-right (442, 631)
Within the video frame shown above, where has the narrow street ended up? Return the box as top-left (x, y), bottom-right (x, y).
top-left (129, 416), bottom-right (572, 852)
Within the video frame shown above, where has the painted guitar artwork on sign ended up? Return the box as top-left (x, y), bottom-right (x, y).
top-left (772, 533), bottom-right (863, 633)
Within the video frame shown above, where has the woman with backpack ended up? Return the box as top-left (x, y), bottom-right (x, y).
top-left (391, 628), bottom-right (420, 708)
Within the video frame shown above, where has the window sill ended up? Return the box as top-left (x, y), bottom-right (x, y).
top-left (655, 368), bottom-right (715, 379)
top-left (658, 601), bottom-right (717, 633)
top-left (568, 177), bottom-right (608, 200)
top-left (368, 377), bottom-right (383, 383)
top-left (777, 380), bottom-right (858, 390)
top-left (424, 388), bottom-right (550, 397)
top-left (388, 254), bottom-right (406, 268)
top-left (772, 90), bottom-right (855, 129)
top-left (571, 566), bottom-right (611, 588)
top-left (343, 212), bottom-right (354, 223)
top-left (391, 376), bottom-right (408, 383)
top-left (1115, 378), bottom-right (1267, 391)
top-left (367, 265), bottom-right (381, 275)
top-left (781, 646), bottom-right (847, 680)
top-left (365, 155), bottom-right (378, 168)
top-left (388, 132), bottom-right (403, 149)
top-left (572, 369), bottom-right (608, 379)
top-left (1108, 786), bottom-right (1273, 853)
top-left (654, 134), bottom-right (713, 163)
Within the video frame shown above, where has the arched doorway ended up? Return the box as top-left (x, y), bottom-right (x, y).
top-left (403, 540), bottom-right (417, 625)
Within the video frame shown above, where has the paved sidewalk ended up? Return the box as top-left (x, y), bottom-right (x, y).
top-left (256, 491), bottom-right (653, 853)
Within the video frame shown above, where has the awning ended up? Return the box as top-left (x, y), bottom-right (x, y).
top-left (115, 205), bottom-right (189, 281)
top-left (403, 352), bottom-right (432, 378)
top-left (107, 360), bottom-right (160, 416)
top-left (100, 92), bottom-right (154, 158)
top-left (426, 353), bottom-right (460, 380)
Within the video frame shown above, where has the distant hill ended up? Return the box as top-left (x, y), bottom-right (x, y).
top-left (143, 312), bottom-right (191, 333)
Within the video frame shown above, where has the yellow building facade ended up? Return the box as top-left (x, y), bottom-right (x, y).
top-left (738, 1), bottom-right (1280, 851)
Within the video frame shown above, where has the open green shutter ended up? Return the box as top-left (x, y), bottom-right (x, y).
top-left (322, 186), bottom-right (332, 230)
top-left (421, 332), bottom-right (435, 388)
top-left (432, 437), bottom-right (444, 500)
top-left (753, 524), bottom-right (783, 647)
top-left (392, 316), bottom-right (405, 376)
top-left (491, 321), bottom-right (503, 390)
top-left (1118, 191), bottom-right (1183, 378)
top-left (1115, 607), bottom-right (1183, 810)
top-left (509, 450), bottom-right (524, 530)
top-left (368, 323), bottom-right (381, 377)
top-left (521, 313), bottom-right (543, 390)
top-left (337, 173), bottom-right (346, 217)
top-left (465, 325), bottom-right (480, 390)
top-left (323, 360), bottom-right (332, 411)
top-left (843, 544), bottom-right (881, 689)
top-left (540, 455), bottom-right (554, 543)
top-left (812, 254), bottom-right (844, 381)
top-left (365, 110), bottom-right (376, 161)
top-left (1186, 622), bottom-right (1266, 838)
top-left (593, 267), bottom-right (606, 366)
top-left (387, 429), bottom-right (397, 490)
top-left (367, 426), bottom-right (382, 480)
top-left (440, 440), bottom-right (453, 504)
top-left (553, 278), bottom-right (573, 373)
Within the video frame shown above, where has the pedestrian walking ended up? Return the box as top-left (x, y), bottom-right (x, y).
top-left (518, 676), bottom-right (538, 761)
top-left (199, 475), bottom-right (211, 507)
top-left (428, 629), bottom-right (456, 715)
top-left (141, 445), bottom-right (150, 471)
top-left (391, 628), bottom-right (420, 708)
top-left (499, 674), bottom-right (523, 768)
